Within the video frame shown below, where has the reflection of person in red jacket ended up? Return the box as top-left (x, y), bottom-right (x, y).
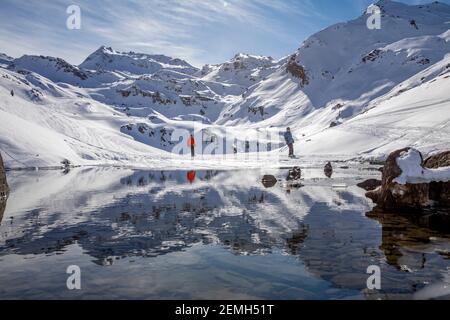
top-left (187, 170), bottom-right (196, 184)
top-left (187, 134), bottom-right (195, 158)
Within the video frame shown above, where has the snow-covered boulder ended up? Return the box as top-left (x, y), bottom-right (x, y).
top-left (366, 148), bottom-right (429, 209)
top-left (366, 148), bottom-right (450, 209)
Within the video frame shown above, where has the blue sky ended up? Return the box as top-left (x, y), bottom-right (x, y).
top-left (0, 0), bottom-right (449, 66)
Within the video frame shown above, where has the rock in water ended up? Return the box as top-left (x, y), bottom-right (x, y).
top-left (324, 162), bottom-right (333, 178)
top-left (0, 153), bottom-right (8, 224)
top-left (0, 152), bottom-right (9, 199)
top-left (366, 148), bottom-right (429, 209)
top-left (357, 179), bottom-right (382, 191)
top-left (0, 197), bottom-right (6, 225)
top-left (261, 175), bottom-right (277, 188)
top-left (287, 167), bottom-right (301, 181)
top-left (424, 151), bottom-right (450, 206)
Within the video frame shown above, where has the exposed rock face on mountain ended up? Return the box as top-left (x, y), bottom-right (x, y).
top-left (366, 148), bottom-right (450, 209)
top-left (366, 148), bottom-right (429, 209)
top-left (424, 151), bottom-right (450, 206)
top-left (286, 55), bottom-right (309, 87)
top-left (200, 53), bottom-right (279, 88)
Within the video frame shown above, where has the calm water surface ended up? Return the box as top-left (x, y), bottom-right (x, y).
top-left (0, 166), bottom-right (449, 299)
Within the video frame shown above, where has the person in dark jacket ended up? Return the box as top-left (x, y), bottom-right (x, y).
top-left (283, 127), bottom-right (295, 158)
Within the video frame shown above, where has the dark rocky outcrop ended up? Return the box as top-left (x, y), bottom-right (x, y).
top-left (362, 49), bottom-right (383, 63)
top-left (0, 152), bottom-right (9, 199)
top-left (366, 148), bottom-right (450, 209)
top-left (286, 56), bottom-right (309, 87)
top-left (261, 175), bottom-right (277, 188)
top-left (357, 179), bottom-right (382, 191)
top-left (118, 85), bottom-right (174, 105)
top-left (0, 199), bottom-right (6, 225)
top-left (324, 162), bottom-right (333, 178)
top-left (424, 151), bottom-right (450, 206)
top-left (366, 148), bottom-right (429, 209)
top-left (0, 153), bottom-right (8, 224)
top-left (287, 167), bottom-right (301, 181)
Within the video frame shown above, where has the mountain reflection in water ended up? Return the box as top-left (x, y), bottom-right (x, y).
top-left (0, 167), bottom-right (449, 300)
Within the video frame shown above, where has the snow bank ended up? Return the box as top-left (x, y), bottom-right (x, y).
top-left (394, 149), bottom-right (450, 184)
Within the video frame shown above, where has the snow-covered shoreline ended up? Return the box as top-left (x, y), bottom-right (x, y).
top-left (1, 1), bottom-right (449, 169)
top-left (395, 149), bottom-right (450, 185)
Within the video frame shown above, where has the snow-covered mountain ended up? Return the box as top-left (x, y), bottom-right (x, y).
top-left (199, 53), bottom-right (281, 88)
top-left (0, 53), bottom-right (13, 67)
top-left (0, 0), bottom-right (449, 168)
top-left (80, 45), bottom-right (198, 76)
top-left (218, 0), bottom-right (450, 125)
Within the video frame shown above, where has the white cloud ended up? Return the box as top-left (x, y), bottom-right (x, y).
top-left (0, 0), bottom-right (328, 65)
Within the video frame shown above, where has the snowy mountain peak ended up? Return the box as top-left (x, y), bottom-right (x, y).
top-left (9, 55), bottom-right (90, 85)
top-left (0, 53), bottom-right (13, 66)
top-left (218, 0), bottom-right (450, 127)
top-left (372, 0), bottom-right (450, 20)
top-left (199, 52), bottom-right (280, 87)
top-left (79, 46), bottom-right (198, 75)
top-left (96, 45), bottom-right (115, 54)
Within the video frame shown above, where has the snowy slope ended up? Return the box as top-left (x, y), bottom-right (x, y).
top-left (0, 67), bottom-right (172, 167)
top-left (9, 54), bottom-right (122, 86)
top-left (299, 54), bottom-right (450, 159)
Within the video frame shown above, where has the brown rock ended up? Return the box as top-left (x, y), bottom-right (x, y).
top-left (0, 152), bottom-right (9, 199)
top-left (262, 175), bottom-right (277, 188)
top-left (287, 167), bottom-right (302, 181)
top-left (286, 56), bottom-right (309, 87)
top-left (0, 199), bottom-right (6, 225)
top-left (424, 151), bottom-right (450, 206)
top-left (324, 162), bottom-right (333, 178)
top-left (357, 179), bottom-right (382, 191)
top-left (366, 148), bottom-right (429, 209)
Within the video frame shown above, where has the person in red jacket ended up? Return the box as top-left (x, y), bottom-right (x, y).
top-left (187, 134), bottom-right (195, 158)
top-left (186, 170), bottom-right (196, 184)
